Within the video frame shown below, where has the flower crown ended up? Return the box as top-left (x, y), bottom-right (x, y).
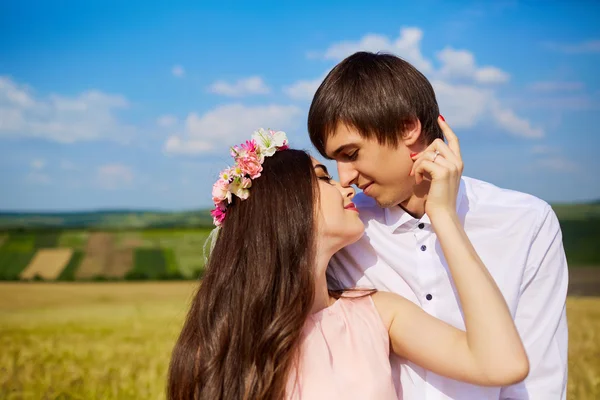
top-left (210, 128), bottom-right (289, 226)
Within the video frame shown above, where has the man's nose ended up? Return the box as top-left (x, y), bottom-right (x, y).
top-left (337, 162), bottom-right (358, 187)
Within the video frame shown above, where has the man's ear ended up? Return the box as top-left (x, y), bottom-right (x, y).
top-left (402, 118), bottom-right (423, 146)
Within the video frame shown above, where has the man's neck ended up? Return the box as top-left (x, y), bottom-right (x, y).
top-left (399, 181), bottom-right (430, 219)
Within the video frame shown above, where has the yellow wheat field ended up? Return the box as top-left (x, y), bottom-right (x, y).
top-left (0, 283), bottom-right (598, 399)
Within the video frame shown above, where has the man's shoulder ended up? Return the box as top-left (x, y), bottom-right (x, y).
top-left (351, 177), bottom-right (555, 229)
top-left (463, 176), bottom-right (551, 217)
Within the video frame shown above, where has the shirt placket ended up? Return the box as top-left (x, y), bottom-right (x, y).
top-left (413, 222), bottom-right (436, 310)
top-left (413, 221), bottom-right (441, 400)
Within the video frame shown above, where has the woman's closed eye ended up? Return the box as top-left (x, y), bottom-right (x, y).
top-left (318, 175), bottom-right (333, 183)
top-left (314, 164), bottom-right (333, 183)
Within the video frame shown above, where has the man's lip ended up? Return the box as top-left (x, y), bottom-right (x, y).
top-left (360, 182), bottom-right (373, 193)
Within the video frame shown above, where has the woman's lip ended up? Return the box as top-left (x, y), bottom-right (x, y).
top-left (344, 203), bottom-right (359, 212)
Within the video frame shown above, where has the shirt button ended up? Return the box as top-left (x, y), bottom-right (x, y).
top-left (426, 294), bottom-right (433, 301)
top-left (420, 245), bottom-right (427, 251)
top-left (418, 223), bottom-right (425, 229)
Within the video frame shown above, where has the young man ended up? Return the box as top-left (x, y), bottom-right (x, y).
top-left (308, 51), bottom-right (568, 400)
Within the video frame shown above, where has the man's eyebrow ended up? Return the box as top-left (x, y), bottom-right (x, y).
top-left (314, 164), bottom-right (329, 175)
top-left (331, 143), bottom-right (358, 158)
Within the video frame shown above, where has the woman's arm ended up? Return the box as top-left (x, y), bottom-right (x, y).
top-left (372, 211), bottom-right (529, 386)
top-left (371, 117), bottom-right (529, 387)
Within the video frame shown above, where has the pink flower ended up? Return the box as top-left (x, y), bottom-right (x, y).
top-left (241, 177), bottom-right (252, 189)
top-left (241, 140), bottom-right (257, 153)
top-left (210, 205), bottom-right (227, 226)
top-left (212, 179), bottom-right (231, 204)
top-left (208, 129), bottom-right (290, 227)
top-left (236, 153), bottom-right (263, 179)
top-left (220, 167), bottom-right (236, 182)
top-left (231, 140), bottom-right (258, 158)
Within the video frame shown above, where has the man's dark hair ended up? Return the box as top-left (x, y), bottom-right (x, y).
top-left (308, 51), bottom-right (444, 157)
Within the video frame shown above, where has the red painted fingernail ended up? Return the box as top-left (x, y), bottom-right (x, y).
top-left (439, 114), bottom-right (445, 122)
top-left (410, 152), bottom-right (418, 158)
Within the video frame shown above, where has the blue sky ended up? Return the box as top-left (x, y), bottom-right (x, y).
top-left (0, 0), bottom-right (599, 211)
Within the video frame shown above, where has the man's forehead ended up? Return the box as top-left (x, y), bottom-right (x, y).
top-left (324, 124), bottom-right (363, 156)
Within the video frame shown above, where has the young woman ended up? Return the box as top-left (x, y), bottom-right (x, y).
top-left (168, 126), bottom-right (529, 400)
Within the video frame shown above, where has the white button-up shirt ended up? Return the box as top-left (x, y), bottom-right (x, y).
top-left (328, 176), bottom-right (568, 400)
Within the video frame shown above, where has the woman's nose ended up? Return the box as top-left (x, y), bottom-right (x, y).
top-left (344, 185), bottom-right (356, 200)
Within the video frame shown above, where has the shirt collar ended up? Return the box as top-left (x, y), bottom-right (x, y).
top-left (383, 178), bottom-right (467, 233)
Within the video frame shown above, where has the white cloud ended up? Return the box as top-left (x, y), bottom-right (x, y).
top-left (531, 145), bottom-right (556, 155)
top-left (0, 78), bottom-right (35, 108)
top-left (164, 135), bottom-right (213, 155)
top-left (0, 76), bottom-right (135, 143)
top-left (26, 172), bottom-right (51, 185)
top-left (432, 80), bottom-right (541, 137)
top-left (436, 47), bottom-right (510, 84)
top-left (536, 156), bottom-right (580, 173)
top-left (291, 27), bottom-right (540, 139)
top-left (489, 101), bottom-right (543, 138)
top-left (509, 94), bottom-right (600, 111)
top-left (172, 65), bottom-right (185, 77)
top-left (474, 67), bottom-right (510, 84)
top-left (528, 81), bottom-right (584, 92)
top-left (432, 80), bottom-right (492, 128)
top-left (31, 159), bottom-right (45, 170)
top-left (60, 160), bottom-right (77, 170)
top-left (529, 145), bottom-right (578, 173)
top-left (164, 104), bottom-right (302, 155)
top-left (26, 158), bottom-right (50, 184)
top-left (283, 76), bottom-right (325, 101)
top-left (543, 40), bottom-right (600, 54)
top-left (319, 27), bottom-right (433, 73)
top-left (157, 114), bottom-right (178, 128)
top-left (96, 164), bottom-right (134, 190)
top-left (208, 76), bottom-right (270, 97)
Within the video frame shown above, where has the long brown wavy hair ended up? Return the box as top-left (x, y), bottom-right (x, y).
top-left (167, 149), bottom-right (318, 400)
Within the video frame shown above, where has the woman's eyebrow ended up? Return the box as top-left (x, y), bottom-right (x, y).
top-left (314, 164), bottom-right (329, 175)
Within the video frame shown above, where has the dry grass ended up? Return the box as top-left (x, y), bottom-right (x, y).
top-left (0, 282), bottom-right (197, 400)
top-left (104, 248), bottom-right (134, 278)
top-left (76, 233), bottom-right (114, 279)
top-left (567, 297), bottom-right (600, 399)
top-left (19, 248), bottom-right (73, 280)
top-left (0, 283), bottom-right (597, 399)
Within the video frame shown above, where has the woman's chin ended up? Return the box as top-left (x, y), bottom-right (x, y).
top-left (342, 227), bottom-right (366, 249)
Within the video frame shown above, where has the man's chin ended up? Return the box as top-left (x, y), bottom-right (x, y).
top-left (372, 192), bottom-right (407, 209)
top-left (374, 197), bottom-right (397, 209)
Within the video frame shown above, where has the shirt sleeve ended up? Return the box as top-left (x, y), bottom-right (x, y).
top-left (500, 203), bottom-right (569, 399)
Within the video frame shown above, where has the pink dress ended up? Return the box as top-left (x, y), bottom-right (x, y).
top-left (286, 295), bottom-right (398, 399)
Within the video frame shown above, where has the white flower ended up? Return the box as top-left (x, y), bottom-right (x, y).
top-left (230, 177), bottom-right (250, 200)
top-left (251, 128), bottom-right (289, 158)
top-left (269, 129), bottom-right (288, 148)
top-left (251, 128), bottom-right (269, 158)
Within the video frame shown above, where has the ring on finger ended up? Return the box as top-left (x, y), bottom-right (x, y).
top-left (432, 150), bottom-right (440, 163)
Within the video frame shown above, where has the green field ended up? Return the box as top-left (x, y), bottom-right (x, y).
top-left (0, 250), bottom-right (36, 280)
top-left (0, 283), bottom-right (597, 399)
top-left (0, 204), bottom-right (598, 282)
top-left (0, 228), bottom-right (213, 281)
top-left (0, 210), bottom-right (214, 230)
